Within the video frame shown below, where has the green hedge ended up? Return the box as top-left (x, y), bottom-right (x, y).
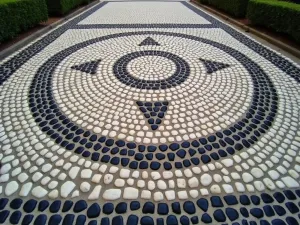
top-left (247, 0), bottom-right (300, 42)
top-left (0, 0), bottom-right (48, 43)
top-left (199, 0), bottom-right (249, 17)
top-left (46, 0), bottom-right (90, 15)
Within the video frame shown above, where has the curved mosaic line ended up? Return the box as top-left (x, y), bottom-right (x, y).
top-left (29, 31), bottom-right (277, 170)
top-left (0, 189), bottom-right (299, 225)
top-left (113, 50), bottom-right (190, 90)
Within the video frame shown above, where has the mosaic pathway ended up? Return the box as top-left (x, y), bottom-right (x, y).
top-left (0, 1), bottom-right (300, 225)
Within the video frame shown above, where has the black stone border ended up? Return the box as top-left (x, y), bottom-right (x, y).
top-left (0, 189), bottom-right (299, 225)
top-left (74, 24), bottom-right (217, 29)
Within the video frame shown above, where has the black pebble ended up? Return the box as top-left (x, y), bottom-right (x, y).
top-left (87, 203), bottom-right (101, 218)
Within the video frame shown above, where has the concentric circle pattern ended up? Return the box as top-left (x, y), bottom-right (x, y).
top-left (29, 32), bottom-right (276, 171)
top-left (127, 55), bottom-right (176, 81)
top-left (114, 50), bottom-right (190, 89)
top-left (0, 1), bottom-right (300, 225)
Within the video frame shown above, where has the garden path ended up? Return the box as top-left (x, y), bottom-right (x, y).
top-left (0, 1), bottom-right (300, 225)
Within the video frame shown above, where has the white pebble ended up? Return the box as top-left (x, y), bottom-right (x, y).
top-left (221, 159), bottom-right (233, 167)
top-left (80, 182), bottom-right (91, 192)
top-left (88, 185), bottom-right (102, 200)
top-left (165, 190), bottom-right (175, 200)
top-left (114, 179), bottom-right (125, 187)
top-left (141, 190), bottom-right (151, 199)
top-left (281, 176), bottom-right (299, 188)
top-left (5, 181), bottom-right (19, 196)
top-left (103, 174), bottom-right (113, 184)
top-left (123, 187), bottom-right (139, 199)
top-left (92, 174), bottom-right (102, 183)
top-left (235, 182), bottom-right (245, 192)
top-left (188, 177), bottom-right (199, 188)
top-left (157, 180), bottom-right (167, 190)
top-left (200, 174), bottom-right (212, 186)
top-left (81, 169), bottom-right (92, 179)
top-left (242, 173), bottom-right (254, 183)
top-left (154, 192), bottom-right (164, 201)
top-left (162, 171), bottom-right (173, 179)
top-left (103, 188), bottom-right (121, 200)
top-left (60, 181), bottom-right (76, 198)
top-left (69, 167), bottom-right (80, 179)
top-left (178, 191), bottom-right (188, 199)
top-left (151, 172), bottom-right (161, 180)
top-left (19, 182), bottom-right (33, 196)
top-left (177, 179), bottom-right (186, 188)
top-left (32, 186), bottom-right (48, 198)
top-left (120, 169), bottom-right (130, 178)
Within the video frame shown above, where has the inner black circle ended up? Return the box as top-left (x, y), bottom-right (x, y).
top-left (113, 50), bottom-right (190, 90)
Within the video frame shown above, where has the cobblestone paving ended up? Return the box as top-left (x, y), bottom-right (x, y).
top-left (0, 1), bottom-right (300, 225)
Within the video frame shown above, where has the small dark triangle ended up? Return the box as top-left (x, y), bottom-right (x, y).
top-left (136, 101), bottom-right (169, 131)
top-left (199, 58), bottom-right (230, 74)
top-left (139, 37), bottom-right (160, 46)
top-left (71, 59), bottom-right (101, 75)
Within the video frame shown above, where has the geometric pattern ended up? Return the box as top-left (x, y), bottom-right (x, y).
top-left (136, 101), bottom-right (169, 130)
top-left (199, 58), bottom-right (231, 74)
top-left (138, 37), bottom-right (160, 46)
top-left (0, 1), bottom-right (299, 225)
top-left (28, 31), bottom-right (278, 170)
top-left (71, 59), bottom-right (101, 74)
top-left (113, 50), bottom-right (190, 90)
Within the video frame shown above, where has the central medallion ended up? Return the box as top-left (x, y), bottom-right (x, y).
top-left (113, 50), bottom-right (190, 90)
top-left (127, 55), bottom-right (176, 81)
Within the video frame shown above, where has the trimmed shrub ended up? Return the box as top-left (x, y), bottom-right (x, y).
top-left (199, 0), bottom-right (249, 17)
top-left (46, 0), bottom-right (90, 16)
top-left (247, 0), bottom-right (300, 42)
top-left (199, 0), bottom-right (209, 4)
top-left (0, 0), bottom-right (48, 43)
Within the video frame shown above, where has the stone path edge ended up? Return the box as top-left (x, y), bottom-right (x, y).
top-left (190, 0), bottom-right (300, 59)
top-left (0, 0), bottom-right (101, 61)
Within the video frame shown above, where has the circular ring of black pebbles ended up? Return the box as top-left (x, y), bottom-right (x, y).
top-left (29, 31), bottom-right (278, 170)
top-left (113, 50), bottom-right (190, 90)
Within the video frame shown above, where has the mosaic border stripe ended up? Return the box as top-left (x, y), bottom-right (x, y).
top-left (0, 189), bottom-right (299, 225)
top-left (73, 24), bottom-right (217, 29)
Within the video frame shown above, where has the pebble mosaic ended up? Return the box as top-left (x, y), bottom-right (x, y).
top-left (0, 0), bottom-right (300, 224)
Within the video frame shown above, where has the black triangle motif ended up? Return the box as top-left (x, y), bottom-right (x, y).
top-left (136, 101), bottom-right (169, 131)
top-left (71, 59), bottom-right (101, 75)
top-left (139, 37), bottom-right (160, 46)
top-left (199, 58), bottom-right (230, 74)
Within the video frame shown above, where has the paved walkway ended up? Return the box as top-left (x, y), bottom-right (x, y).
top-left (0, 1), bottom-right (300, 225)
